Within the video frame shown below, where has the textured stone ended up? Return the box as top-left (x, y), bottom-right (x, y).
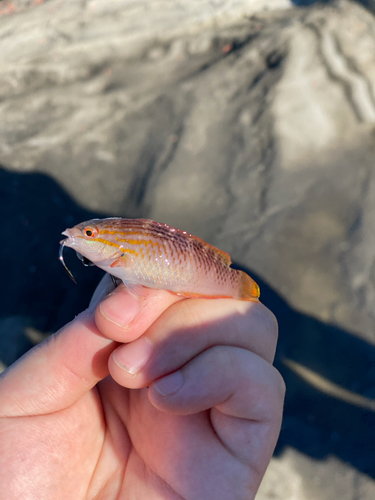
top-left (258, 448), bottom-right (375, 500)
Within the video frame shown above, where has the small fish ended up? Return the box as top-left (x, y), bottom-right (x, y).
top-left (59, 218), bottom-right (260, 301)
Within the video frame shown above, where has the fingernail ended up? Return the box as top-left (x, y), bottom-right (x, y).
top-left (153, 371), bottom-right (184, 396)
top-left (113, 337), bottom-right (153, 375)
top-left (99, 288), bottom-right (141, 328)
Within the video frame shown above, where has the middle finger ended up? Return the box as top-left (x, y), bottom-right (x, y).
top-left (108, 298), bottom-right (278, 389)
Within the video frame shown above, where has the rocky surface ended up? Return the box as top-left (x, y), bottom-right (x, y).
top-left (1, 0), bottom-right (375, 498)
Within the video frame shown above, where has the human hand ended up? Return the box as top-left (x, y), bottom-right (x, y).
top-left (0, 275), bottom-right (284, 500)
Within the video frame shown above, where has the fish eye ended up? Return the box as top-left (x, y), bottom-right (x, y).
top-left (83, 226), bottom-right (98, 238)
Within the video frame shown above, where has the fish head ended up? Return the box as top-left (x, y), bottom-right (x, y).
top-left (60, 218), bottom-right (119, 265)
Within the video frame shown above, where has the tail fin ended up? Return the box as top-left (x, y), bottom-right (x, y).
top-left (238, 270), bottom-right (260, 301)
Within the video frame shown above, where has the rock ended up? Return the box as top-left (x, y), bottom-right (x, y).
top-left (258, 448), bottom-right (375, 500)
top-left (1, 0), bottom-right (375, 498)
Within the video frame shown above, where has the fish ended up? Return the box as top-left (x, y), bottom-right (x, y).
top-left (59, 218), bottom-right (260, 301)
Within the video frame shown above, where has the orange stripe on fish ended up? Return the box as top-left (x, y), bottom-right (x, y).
top-left (94, 237), bottom-right (121, 248)
top-left (115, 238), bottom-right (161, 248)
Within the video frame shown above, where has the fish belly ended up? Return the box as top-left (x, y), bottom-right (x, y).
top-left (129, 253), bottom-right (240, 298)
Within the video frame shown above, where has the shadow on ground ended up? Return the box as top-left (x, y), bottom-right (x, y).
top-left (1, 165), bottom-right (374, 478)
top-left (249, 266), bottom-right (375, 478)
top-left (0, 165), bottom-right (109, 364)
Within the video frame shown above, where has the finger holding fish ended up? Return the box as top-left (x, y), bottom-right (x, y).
top-left (103, 293), bottom-right (283, 481)
top-left (95, 282), bottom-right (184, 342)
top-left (106, 297), bottom-right (278, 389)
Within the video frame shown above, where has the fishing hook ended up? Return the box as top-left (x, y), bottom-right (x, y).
top-left (59, 239), bottom-right (77, 284)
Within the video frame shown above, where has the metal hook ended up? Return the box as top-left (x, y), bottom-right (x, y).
top-left (59, 239), bottom-right (77, 284)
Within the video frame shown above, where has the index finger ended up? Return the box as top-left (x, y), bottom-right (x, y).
top-left (95, 283), bottom-right (183, 342)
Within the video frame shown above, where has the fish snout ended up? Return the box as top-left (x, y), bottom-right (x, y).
top-left (60, 227), bottom-right (81, 247)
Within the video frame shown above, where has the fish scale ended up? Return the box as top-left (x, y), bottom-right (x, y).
top-left (59, 218), bottom-right (260, 301)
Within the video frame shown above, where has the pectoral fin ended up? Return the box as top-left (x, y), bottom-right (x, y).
top-left (110, 254), bottom-right (129, 268)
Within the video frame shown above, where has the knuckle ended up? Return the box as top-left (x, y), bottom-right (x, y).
top-left (170, 298), bottom-right (203, 329)
top-left (254, 303), bottom-right (279, 340)
top-left (274, 368), bottom-right (286, 403)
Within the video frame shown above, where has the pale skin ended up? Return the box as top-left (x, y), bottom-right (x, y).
top-left (0, 275), bottom-right (285, 500)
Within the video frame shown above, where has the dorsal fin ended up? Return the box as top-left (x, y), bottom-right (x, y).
top-left (209, 243), bottom-right (232, 265)
top-left (192, 235), bottom-right (232, 266)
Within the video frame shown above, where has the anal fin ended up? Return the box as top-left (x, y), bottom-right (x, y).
top-left (124, 282), bottom-right (147, 297)
top-left (171, 291), bottom-right (233, 300)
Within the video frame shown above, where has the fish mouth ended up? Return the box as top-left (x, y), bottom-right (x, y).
top-left (59, 227), bottom-right (96, 282)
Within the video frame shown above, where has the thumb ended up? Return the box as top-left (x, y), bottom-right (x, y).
top-left (0, 310), bottom-right (117, 417)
